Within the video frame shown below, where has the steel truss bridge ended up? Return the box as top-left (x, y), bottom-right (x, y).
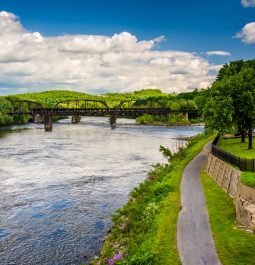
top-left (6, 99), bottom-right (199, 131)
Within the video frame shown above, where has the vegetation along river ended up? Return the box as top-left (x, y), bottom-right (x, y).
top-left (0, 117), bottom-right (203, 265)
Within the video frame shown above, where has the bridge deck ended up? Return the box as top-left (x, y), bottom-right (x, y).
top-left (9, 108), bottom-right (198, 116)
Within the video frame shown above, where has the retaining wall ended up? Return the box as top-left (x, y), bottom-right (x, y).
top-left (205, 154), bottom-right (255, 230)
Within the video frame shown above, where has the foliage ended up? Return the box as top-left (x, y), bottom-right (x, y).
top-left (168, 113), bottom-right (190, 125)
top-left (203, 84), bottom-right (234, 133)
top-left (201, 171), bottom-right (255, 265)
top-left (240, 172), bottom-right (255, 188)
top-left (136, 115), bottom-right (166, 125)
top-left (136, 114), bottom-right (190, 126)
top-left (6, 90), bottom-right (97, 107)
top-left (0, 99), bottom-right (13, 125)
top-left (189, 116), bottom-right (204, 124)
top-left (159, 145), bottom-right (173, 161)
top-left (91, 132), bottom-right (215, 265)
top-left (203, 59), bottom-right (255, 149)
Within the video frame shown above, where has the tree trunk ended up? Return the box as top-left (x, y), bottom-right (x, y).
top-left (248, 128), bottom-right (253, 150)
top-left (241, 130), bottom-right (246, 143)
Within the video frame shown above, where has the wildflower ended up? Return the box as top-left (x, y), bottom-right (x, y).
top-left (108, 252), bottom-right (123, 265)
top-left (108, 258), bottom-right (114, 265)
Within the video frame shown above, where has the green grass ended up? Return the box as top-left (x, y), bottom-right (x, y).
top-left (91, 133), bottom-right (215, 265)
top-left (218, 137), bottom-right (255, 159)
top-left (201, 171), bottom-right (255, 265)
top-left (240, 172), bottom-right (255, 188)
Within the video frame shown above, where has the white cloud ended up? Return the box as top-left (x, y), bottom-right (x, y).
top-left (0, 11), bottom-right (218, 94)
top-left (235, 22), bottom-right (255, 44)
top-left (241, 0), bottom-right (255, 7)
top-left (206, 51), bottom-right (231, 56)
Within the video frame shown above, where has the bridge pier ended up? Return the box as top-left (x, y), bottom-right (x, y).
top-left (33, 114), bottom-right (44, 123)
top-left (71, 115), bottom-right (80, 124)
top-left (44, 115), bottom-right (53, 131)
top-left (109, 115), bottom-right (117, 129)
top-left (185, 112), bottom-right (189, 120)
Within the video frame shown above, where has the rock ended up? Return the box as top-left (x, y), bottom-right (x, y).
top-left (245, 204), bottom-right (255, 215)
top-left (235, 197), bottom-right (252, 228)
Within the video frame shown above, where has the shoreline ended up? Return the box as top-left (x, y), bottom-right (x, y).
top-left (89, 132), bottom-right (214, 265)
top-left (135, 121), bottom-right (205, 127)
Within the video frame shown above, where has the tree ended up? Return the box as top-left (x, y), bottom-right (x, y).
top-left (232, 67), bottom-right (255, 149)
top-left (238, 91), bottom-right (255, 149)
top-left (0, 99), bottom-right (13, 125)
top-left (203, 60), bottom-right (255, 149)
top-left (203, 90), bottom-right (234, 134)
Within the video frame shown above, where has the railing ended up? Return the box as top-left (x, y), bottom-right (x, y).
top-left (211, 135), bottom-right (255, 172)
top-left (212, 133), bottom-right (220, 145)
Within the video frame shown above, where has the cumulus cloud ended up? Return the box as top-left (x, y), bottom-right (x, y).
top-left (0, 11), bottom-right (218, 94)
top-left (235, 22), bottom-right (255, 44)
top-left (241, 0), bottom-right (255, 7)
top-left (206, 51), bottom-right (231, 56)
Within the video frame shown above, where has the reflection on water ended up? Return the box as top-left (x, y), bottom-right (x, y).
top-left (0, 117), bottom-right (203, 264)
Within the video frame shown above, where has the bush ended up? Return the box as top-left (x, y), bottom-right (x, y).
top-left (136, 114), bottom-right (190, 126)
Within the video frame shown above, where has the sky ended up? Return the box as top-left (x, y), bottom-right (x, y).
top-left (0, 0), bottom-right (254, 95)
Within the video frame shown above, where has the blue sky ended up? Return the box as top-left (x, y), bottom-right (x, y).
top-left (0, 0), bottom-right (254, 94)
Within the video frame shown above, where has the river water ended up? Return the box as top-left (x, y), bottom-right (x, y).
top-left (0, 117), bottom-right (203, 265)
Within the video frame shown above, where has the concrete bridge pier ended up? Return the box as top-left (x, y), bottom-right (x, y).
top-left (185, 112), bottom-right (189, 120)
top-left (44, 115), bottom-right (53, 131)
top-left (33, 114), bottom-right (44, 123)
top-left (71, 115), bottom-right (80, 124)
top-left (109, 115), bottom-right (117, 129)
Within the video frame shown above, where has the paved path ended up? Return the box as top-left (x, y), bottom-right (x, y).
top-left (177, 143), bottom-right (221, 265)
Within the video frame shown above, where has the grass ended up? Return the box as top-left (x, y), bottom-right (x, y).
top-left (90, 133), bottom-right (215, 265)
top-left (240, 172), bottom-right (255, 188)
top-left (201, 171), bottom-right (255, 265)
top-left (217, 137), bottom-right (255, 159)
top-left (217, 137), bottom-right (255, 188)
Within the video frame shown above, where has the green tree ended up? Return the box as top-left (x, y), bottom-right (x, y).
top-left (239, 91), bottom-right (255, 149)
top-left (204, 92), bottom-right (234, 134)
top-left (0, 99), bottom-right (13, 125)
top-left (204, 60), bottom-right (255, 149)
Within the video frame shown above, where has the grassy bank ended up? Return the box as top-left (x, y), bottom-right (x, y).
top-left (90, 133), bottom-right (215, 265)
top-left (240, 172), bottom-right (255, 188)
top-left (218, 137), bottom-right (255, 159)
top-left (201, 172), bottom-right (255, 265)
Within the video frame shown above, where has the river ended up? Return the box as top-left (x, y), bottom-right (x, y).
top-left (0, 117), bottom-right (203, 265)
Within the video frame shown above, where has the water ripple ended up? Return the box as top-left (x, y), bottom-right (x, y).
top-left (0, 117), bottom-right (203, 264)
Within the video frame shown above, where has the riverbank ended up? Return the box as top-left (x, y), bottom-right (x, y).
top-left (89, 132), bottom-right (215, 265)
top-left (135, 114), bottom-right (203, 127)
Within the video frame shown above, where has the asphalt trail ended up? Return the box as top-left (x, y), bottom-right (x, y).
top-left (177, 143), bottom-right (221, 265)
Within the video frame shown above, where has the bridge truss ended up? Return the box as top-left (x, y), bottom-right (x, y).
top-left (6, 98), bottom-right (199, 131)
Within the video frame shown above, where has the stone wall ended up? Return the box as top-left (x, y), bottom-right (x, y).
top-left (205, 154), bottom-right (255, 230)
